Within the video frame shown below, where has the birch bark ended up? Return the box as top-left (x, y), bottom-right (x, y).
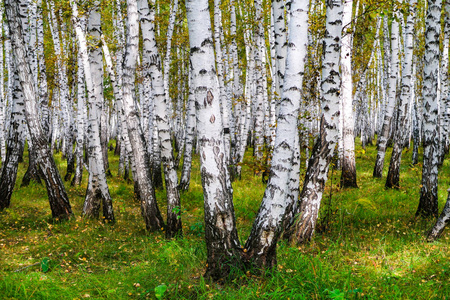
top-left (252, 0), bottom-right (266, 164)
top-left (340, 0), bottom-right (357, 188)
top-left (185, 0), bottom-right (241, 280)
top-left (386, 0), bottom-right (416, 189)
top-left (416, 0), bottom-right (442, 218)
top-left (179, 73), bottom-right (196, 192)
top-left (121, 0), bottom-right (165, 231)
top-left (71, 0), bottom-right (115, 222)
top-left (138, 0), bottom-right (182, 237)
top-left (243, 0), bottom-right (308, 268)
top-left (0, 70), bottom-right (25, 210)
top-left (71, 49), bottom-right (86, 187)
top-left (291, 0), bottom-right (343, 244)
top-left (373, 12), bottom-right (399, 178)
top-left (439, 1), bottom-right (450, 164)
top-left (5, 0), bottom-right (73, 219)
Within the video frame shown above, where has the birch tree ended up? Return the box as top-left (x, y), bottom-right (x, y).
top-left (340, 0), bottom-right (357, 188)
top-left (5, 0), bottom-right (73, 219)
top-left (185, 0), bottom-right (241, 280)
top-left (243, 0), bottom-right (308, 268)
top-left (291, 0), bottom-right (343, 244)
top-left (373, 10), bottom-right (400, 178)
top-left (439, 1), bottom-right (450, 165)
top-left (416, 0), bottom-right (442, 218)
top-left (69, 1), bottom-right (115, 222)
top-left (120, 0), bottom-right (165, 231)
top-left (0, 71), bottom-right (25, 210)
top-left (385, 0), bottom-right (416, 189)
top-left (138, 0), bottom-right (182, 237)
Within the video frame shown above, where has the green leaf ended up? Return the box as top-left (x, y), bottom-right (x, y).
top-left (155, 284), bottom-right (167, 300)
top-left (41, 257), bottom-right (50, 273)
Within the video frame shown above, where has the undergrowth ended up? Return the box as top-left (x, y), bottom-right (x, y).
top-left (0, 141), bottom-right (449, 299)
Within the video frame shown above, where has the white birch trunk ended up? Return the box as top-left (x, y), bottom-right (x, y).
top-left (5, 0), bottom-right (73, 219)
top-left (0, 67), bottom-right (26, 209)
top-left (138, 0), bottom-right (182, 237)
top-left (386, 0), bottom-right (416, 189)
top-left (340, 0), bottom-right (357, 188)
top-left (185, 0), bottom-right (241, 280)
top-left (244, 0), bottom-right (309, 268)
top-left (120, 0), bottom-right (165, 231)
top-left (179, 72), bottom-right (196, 191)
top-left (373, 12), bottom-right (400, 178)
top-left (253, 0), bottom-right (266, 164)
top-left (417, 0), bottom-right (442, 217)
top-left (71, 0), bottom-right (114, 222)
top-left (71, 49), bottom-right (86, 187)
top-left (439, 1), bottom-right (450, 164)
top-left (292, 0), bottom-right (343, 244)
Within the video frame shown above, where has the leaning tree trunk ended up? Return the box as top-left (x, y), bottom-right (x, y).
top-left (71, 0), bottom-right (115, 222)
top-left (185, 0), bottom-right (242, 281)
top-left (291, 0), bottom-right (343, 244)
top-left (0, 70), bottom-right (25, 210)
top-left (373, 12), bottom-right (400, 178)
top-left (5, 0), bottom-right (72, 219)
top-left (385, 4), bottom-right (416, 189)
top-left (416, 0), bottom-right (442, 218)
top-left (21, 140), bottom-right (42, 187)
top-left (340, 0), bottom-right (357, 188)
top-left (428, 185), bottom-right (450, 240)
top-left (243, 0), bottom-right (309, 269)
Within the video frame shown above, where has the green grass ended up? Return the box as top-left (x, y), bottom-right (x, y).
top-left (1, 141), bottom-right (449, 299)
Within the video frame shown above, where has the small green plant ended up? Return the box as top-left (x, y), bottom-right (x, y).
top-left (172, 206), bottom-right (185, 219)
top-left (324, 289), bottom-right (345, 300)
top-left (40, 258), bottom-right (50, 273)
top-left (189, 222), bottom-right (204, 236)
top-left (154, 284), bottom-right (167, 299)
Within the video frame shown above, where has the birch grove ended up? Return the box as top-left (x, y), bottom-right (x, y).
top-left (2, 0), bottom-right (450, 283)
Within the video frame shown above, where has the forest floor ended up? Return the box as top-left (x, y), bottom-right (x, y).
top-left (1, 141), bottom-right (449, 299)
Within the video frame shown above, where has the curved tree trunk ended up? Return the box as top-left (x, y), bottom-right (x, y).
top-left (21, 141), bottom-right (42, 187)
top-left (0, 70), bottom-right (25, 210)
